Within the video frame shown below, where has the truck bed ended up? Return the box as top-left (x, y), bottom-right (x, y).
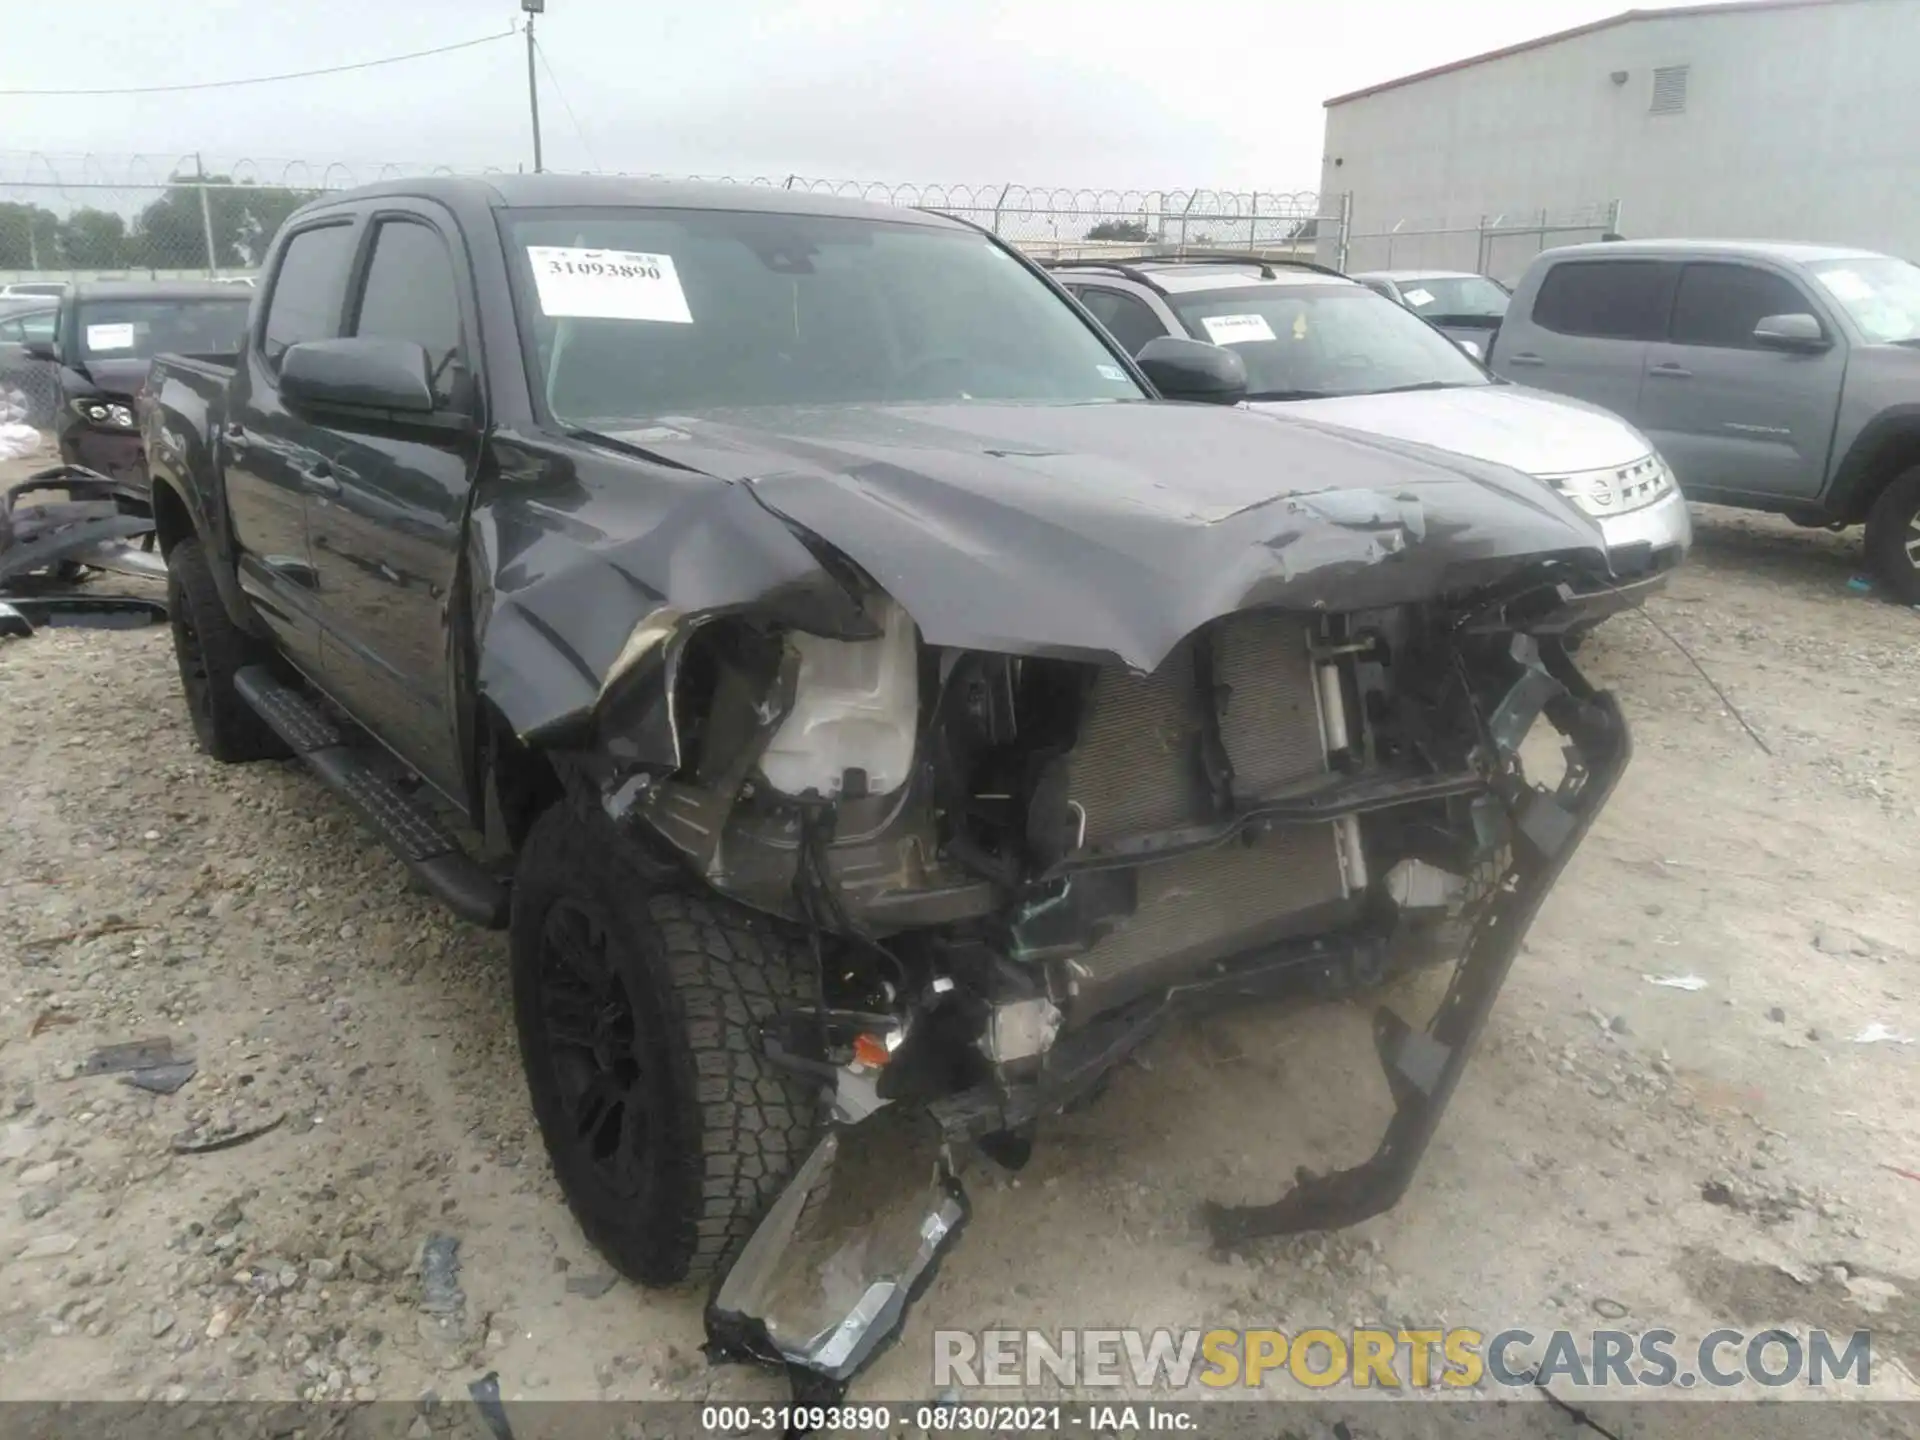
top-left (141, 352), bottom-right (238, 540)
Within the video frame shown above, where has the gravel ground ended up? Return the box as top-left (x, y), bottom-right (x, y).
top-left (2, 436), bottom-right (1918, 1421)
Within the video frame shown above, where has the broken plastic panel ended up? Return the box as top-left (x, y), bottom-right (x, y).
top-left (706, 1115), bottom-right (967, 1397)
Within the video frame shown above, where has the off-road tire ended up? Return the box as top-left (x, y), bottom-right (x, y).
top-left (165, 537), bottom-right (292, 763)
top-left (1865, 465), bottom-right (1920, 605)
top-left (511, 803), bottom-right (827, 1287)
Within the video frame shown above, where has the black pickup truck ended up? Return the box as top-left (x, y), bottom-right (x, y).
top-left (144, 175), bottom-right (1628, 1398)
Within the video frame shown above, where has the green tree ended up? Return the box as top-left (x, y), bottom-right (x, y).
top-left (59, 207), bottom-right (129, 268)
top-left (131, 173), bottom-right (319, 271)
top-left (0, 201), bottom-right (62, 270)
top-left (1085, 219), bottom-right (1150, 243)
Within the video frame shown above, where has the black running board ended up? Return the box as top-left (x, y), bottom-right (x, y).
top-left (234, 665), bottom-right (509, 929)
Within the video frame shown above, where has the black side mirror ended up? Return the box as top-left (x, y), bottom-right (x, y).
top-left (1751, 313), bottom-right (1830, 353)
top-left (22, 340), bottom-right (58, 363)
top-left (1135, 335), bottom-right (1247, 405)
top-left (279, 337), bottom-right (435, 413)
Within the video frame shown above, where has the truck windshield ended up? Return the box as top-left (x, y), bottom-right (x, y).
top-left (1393, 275), bottom-right (1510, 320)
top-left (1166, 284), bottom-right (1491, 401)
top-left (502, 207), bottom-right (1145, 425)
top-left (76, 297), bottom-right (251, 361)
top-left (1808, 258), bottom-right (1920, 345)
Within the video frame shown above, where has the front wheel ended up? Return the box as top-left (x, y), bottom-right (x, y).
top-left (1865, 465), bottom-right (1920, 605)
top-left (510, 805), bottom-right (828, 1286)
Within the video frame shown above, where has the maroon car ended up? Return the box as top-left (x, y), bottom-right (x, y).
top-left (31, 281), bottom-right (252, 501)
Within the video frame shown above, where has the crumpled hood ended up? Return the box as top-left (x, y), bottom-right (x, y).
top-left (1264, 385), bottom-right (1650, 479)
top-left (598, 401), bottom-right (1609, 673)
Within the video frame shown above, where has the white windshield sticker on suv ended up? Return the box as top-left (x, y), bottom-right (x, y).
top-left (1818, 269), bottom-right (1871, 302)
top-left (86, 323), bottom-right (136, 351)
top-left (1402, 287), bottom-right (1435, 307)
top-left (1200, 313), bottom-right (1276, 345)
top-left (526, 246), bottom-right (693, 323)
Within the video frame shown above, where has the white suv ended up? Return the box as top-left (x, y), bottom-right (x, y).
top-left (1048, 254), bottom-right (1692, 611)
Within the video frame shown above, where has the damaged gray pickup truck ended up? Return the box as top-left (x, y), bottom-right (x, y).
top-left (143, 175), bottom-right (1630, 1403)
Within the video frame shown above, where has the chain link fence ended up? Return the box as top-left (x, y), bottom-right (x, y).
top-left (1336, 202), bottom-right (1624, 284)
top-left (4, 153), bottom-right (1630, 286)
top-left (0, 153), bottom-right (1345, 282)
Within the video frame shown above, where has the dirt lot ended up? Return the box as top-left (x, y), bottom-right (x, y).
top-left (2, 433), bottom-right (1917, 1422)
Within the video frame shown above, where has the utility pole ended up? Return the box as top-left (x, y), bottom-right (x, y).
top-left (522, 0), bottom-right (545, 174)
top-left (196, 152), bottom-right (219, 278)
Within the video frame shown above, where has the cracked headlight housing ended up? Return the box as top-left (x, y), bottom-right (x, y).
top-left (1544, 454), bottom-right (1674, 518)
top-left (73, 399), bottom-right (136, 431)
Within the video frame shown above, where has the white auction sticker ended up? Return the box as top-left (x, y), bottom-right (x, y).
top-left (86, 322), bottom-right (137, 351)
top-left (1402, 287), bottom-right (1436, 307)
top-left (526, 246), bottom-right (693, 323)
top-left (1200, 313), bottom-right (1277, 345)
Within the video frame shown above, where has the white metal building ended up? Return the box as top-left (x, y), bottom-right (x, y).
top-left (1319, 0), bottom-right (1920, 278)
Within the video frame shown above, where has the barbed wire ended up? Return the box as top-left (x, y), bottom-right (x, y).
top-left (0, 150), bottom-right (1616, 280)
top-left (0, 153), bottom-right (1340, 270)
top-left (0, 151), bottom-right (1327, 215)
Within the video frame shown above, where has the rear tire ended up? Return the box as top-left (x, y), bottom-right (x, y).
top-left (511, 804), bottom-right (827, 1286)
top-left (165, 537), bottom-right (291, 763)
top-left (1865, 465), bottom-right (1920, 604)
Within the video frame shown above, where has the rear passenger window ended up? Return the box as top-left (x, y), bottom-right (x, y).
top-left (1670, 263), bottom-right (1817, 349)
top-left (261, 223), bottom-right (356, 371)
top-left (352, 220), bottom-right (465, 407)
top-left (1074, 287), bottom-right (1166, 357)
top-left (1531, 260), bottom-right (1676, 340)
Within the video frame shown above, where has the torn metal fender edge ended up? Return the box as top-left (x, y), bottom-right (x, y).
top-left (1202, 641), bottom-right (1630, 1244)
top-left (704, 1130), bottom-right (971, 1426)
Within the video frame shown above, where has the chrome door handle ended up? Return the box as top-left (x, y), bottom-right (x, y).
top-left (301, 461), bottom-right (339, 494)
top-left (222, 423), bottom-right (250, 454)
top-left (1506, 352), bottom-right (1545, 366)
top-left (1649, 364), bottom-right (1692, 379)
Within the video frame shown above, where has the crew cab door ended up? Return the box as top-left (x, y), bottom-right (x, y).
top-left (1636, 261), bottom-right (1846, 502)
top-left (1493, 258), bottom-right (1677, 424)
top-left (306, 208), bottom-right (481, 799)
top-left (226, 218), bottom-right (361, 674)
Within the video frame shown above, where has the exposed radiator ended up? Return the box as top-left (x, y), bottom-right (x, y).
top-left (1071, 828), bottom-right (1350, 997)
top-left (1060, 643), bottom-right (1203, 846)
top-left (1054, 611), bottom-right (1355, 1001)
top-left (1062, 612), bottom-right (1329, 846)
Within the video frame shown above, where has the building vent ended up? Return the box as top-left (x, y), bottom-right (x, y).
top-left (1651, 64), bottom-right (1690, 114)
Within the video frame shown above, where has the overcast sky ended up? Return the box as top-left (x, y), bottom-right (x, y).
top-left (4, 0), bottom-right (1703, 191)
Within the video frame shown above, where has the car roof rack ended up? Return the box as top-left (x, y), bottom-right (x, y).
top-left (1041, 251), bottom-right (1349, 293)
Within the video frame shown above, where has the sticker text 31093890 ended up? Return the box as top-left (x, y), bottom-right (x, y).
top-left (527, 247), bottom-right (694, 323)
top-left (86, 323), bottom-right (138, 351)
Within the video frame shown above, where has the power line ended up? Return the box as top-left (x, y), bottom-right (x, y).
top-left (533, 39), bottom-right (600, 173)
top-left (0, 27), bottom-right (518, 97)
